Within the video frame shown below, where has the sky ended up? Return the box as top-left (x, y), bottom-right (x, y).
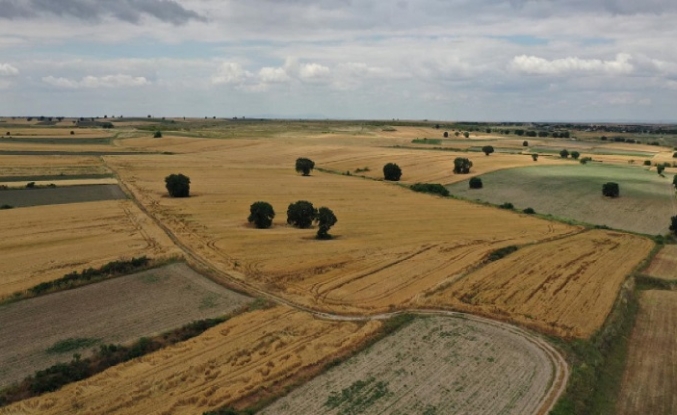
top-left (1, 0), bottom-right (676, 122)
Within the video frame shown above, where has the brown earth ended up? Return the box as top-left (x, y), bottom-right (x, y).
top-left (0, 263), bottom-right (252, 388)
top-left (0, 307), bottom-right (382, 415)
top-left (643, 244), bottom-right (677, 280)
top-left (617, 290), bottom-right (677, 415)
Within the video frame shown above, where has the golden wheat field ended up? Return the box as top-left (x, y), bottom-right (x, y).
top-left (0, 155), bottom-right (111, 178)
top-left (105, 140), bottom-right (580, 315)
top-left (0, 307), bottom-right (382, 415)
top-left (0, 200), bottom-right (181, 299)
top-left (426, 230), bottom-right (654, 338)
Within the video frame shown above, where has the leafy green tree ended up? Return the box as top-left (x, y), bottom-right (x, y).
top-left (383, 163), bottom-right (402, 181)
top-left (248, 201), bottom-right (275, 229)
top-left (154, 130), bottom-right (162, 138)
top-left (602, 182), bottom-right (619, 198)
top-left (295, 158), bottom-right (315, 176)
top-left (453, 158), bottom-right (472, 174)
top-left (673, 174), bottom-right (677, 187)
top-left (670, 216), bottom-right (677, 235)
top-left (463, 131), bottom-right (470, 138)
top-left (316, 207), bottom-right (337, 239)
top-left (165, 173), bottom-right (190, 198)
top-left (523, 207), bottom-right (535, 214)
top-left (469, 177), bottom-right (483, 189)
top-left (287, 200), bottom-right (317, 228)
top-left (454, 131), bottom-right (460, 137)
top-left (443, 131), bottom-right (449, 138)
top-left (531, 154), bottom-right (539, 161)
top-left (523, 140), bottom-right (529, 147)
top-left (482, 145), bottom-right (495, 156)
top-left (657, 164), bottom-right (666, 175)
top-left (560, 149), bottom-right (570, 158)
top-left (644, 160), bottom-right (651, 166)
top-left (571, 151), bottom-right (580, 160)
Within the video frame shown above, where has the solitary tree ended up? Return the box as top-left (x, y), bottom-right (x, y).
top-left (165, 173), bottom-right (190, 197)
top-left (443, 131), bottom-right (449, 138)
top-left (560, 149), bottom-right (570, 158)
top-left (453, 157), bottom-right (473, 174)
top-left (154, 130), bottom-right (162, 138)
top-left (571, 151), bottom-right (580, 160)
top-left (383, 163), bottom-right (402, 181)
top-left (670, 216), bottom-right (677, 235)
top-left (657, 164), bottom-right (666, 175)
top-left (454, 132), bottom-right (460, 137)
top-left (602, 182), bottom-right (619, 198)
top-left (248, 201), bottom-right (275, 229)
top-left (482, 145), bottom-right (495, 156)
top-left (287, 200), bottom-right (317, 228)
top-left (673, 174), bottom-right (677, 187)
top-left (469, 177), bottom-right (483, 189)
top-left (295, 158), bottom-right (315, 176)
top-left (531, 154), bottom-right (539, 161)
top-left (463, 132), bottom-right (470, 138)
top-left (523, 140), bottom-right (529, 147)
top-left (316, 207), bottom-right (337, 239)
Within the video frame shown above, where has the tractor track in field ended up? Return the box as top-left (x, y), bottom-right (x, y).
top-left (106, 159), bottom-right (570, 415)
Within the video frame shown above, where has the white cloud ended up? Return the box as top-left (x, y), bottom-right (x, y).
top-left (0, 63), bottom-right (18, 76)
top-left (42, 74), bottom-right (150, 88)
top-left (211, 62), bottom-right (251, 85)
top-left (258, 66), bottom-right (290, 84)
top-left (299, 63), bottom-right (330, 80)
top-left (510, 53), bottom-right (634, 75)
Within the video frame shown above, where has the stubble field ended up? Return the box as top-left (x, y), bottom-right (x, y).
top-left (643, 244), bottom-right (677, 280)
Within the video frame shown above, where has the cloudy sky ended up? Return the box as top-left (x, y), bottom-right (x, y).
top-left (1, 0), bottom-right (676, 121)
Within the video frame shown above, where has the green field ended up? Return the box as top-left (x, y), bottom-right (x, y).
top-left (446, 163), bottom-right (676, 235)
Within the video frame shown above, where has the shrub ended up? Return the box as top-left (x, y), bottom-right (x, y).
top-left (383, 163), bottom-right (402, 181)
top-left (443, 131), bottom-right (449, 138)
top-left (469, 177), bottom-right (483, 189)
top-left (523, 207), bottom-right (535, 214)
top-left (673, 175), bottom-right (677, 187)
top-left (523, 140), bottom-right (529, 147)
top-left (571, 151), bottom-right (580, 160)
top-left (602, 182), bottom-right (619, 198)
top-left (463, 131), bottom-right (469, 138)
top-left (70, 131), bottom-right (74, 135)
top-left (295, 157), bottom-right (315, 176)
top-left (560, 149), bottom-right (570, 158)
top-left (657, 164), bottom-right (666, 175)
top-left (531, 154), bottom-right (539, 161)
top-left (486, 245), bottom-right (518, 262)
top-left (644, 160), bottom-right (651, 166)
top-left (0, 204), bottom-right (13, 209)
top-left (670, 216), bottom-right (677, 235)
top-left (26, 182), bottom-right (35, 188)
top-left (287, 200), bottom-right (317, 228)
top-left (673, 152), bottom-right (677, 158)
top-left (165, 173), bottom-right (190, 197)
top-left (580, 157), bottom-right (593, 164)
top-left (453, 157), bottom-right (472, 174)
top-left (248, 201), bottom-right (275, 229)
top-left (316, 207), bottom-right (337, 239)
top-left (499, 202), bottom-right (514, 209)
top-left (482, 145), bottom-right (495, 156)
top-left (410, 183), bottom-right (449, 196)
top-left (153, 130), bottom-right (162, 138)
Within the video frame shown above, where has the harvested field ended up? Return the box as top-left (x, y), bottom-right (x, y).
top-left (644, 245), bottom-right (677, 280)
top-left (617, 290), bottom-right (677, 415)
top-left (0, 155), bottom-right (110, 178)
top-left (0, 263), bottom-right (252, 388)
top-left (446, 163), bottom-right (677, 235)
top-left (260, 315), bottom-right (557, 415)
top-left (0, 200), bottom-right (181, 299)
top-left (0, 184), bottom-right (126, 207)
top-left (1, 307), bottom-right (382, 415)
top-left (426, 230), bottom-right (654, 338)
top-left (105, 147), bottom-right (578, 315)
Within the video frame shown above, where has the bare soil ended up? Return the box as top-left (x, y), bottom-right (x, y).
top-left (643, 245), bottom-right (677, 280)
top-left (0, 263), bottom-right (252, 388)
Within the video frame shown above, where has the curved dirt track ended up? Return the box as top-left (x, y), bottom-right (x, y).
top-left (108, 161), bottom-right (570, 415)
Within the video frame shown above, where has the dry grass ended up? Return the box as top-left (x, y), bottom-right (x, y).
top-left (0, 200), bottom-right (181, 299)
top-left (644, 245), bottom-right (677, 280)
top-left (425, 230), bottom-right (654, 338)
top-left (0, 155), bottom-right (111, 178)
top-left (617, 290), bottom-right (677, 415)
top-left (0, 178), bottom-right (118, 188)
top-left (1, 128), bottom-right (113, 138)
top-left (0, 307), bottom-right (381, 415)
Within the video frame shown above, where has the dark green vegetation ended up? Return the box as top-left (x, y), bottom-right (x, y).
top-left (657, 164), bottom-right (665, 175)
top-left (412, 138), bottom-right (442, 145)
top-left (481, 145), bottom-right (495, 156)
top-left (295, 157), bottom-right (315, 176)
top-left (325, 377), bottom-right (390, 415)
top-left (383, 162), bottom-right (402, 181)
top-left (532, 154), bottom-right (539, 161)
top-left (287, 200), bottom-right (317, 228)
top-left (571, 151), bottom-right (581, 160)
top-left (248, 201), bottom-right (275, 229)
top-left (486, 245), bottom-right (518, 262)
top-left (446, 164), bottom-right (674, 234)
top-left (499, 202), bottom-right (514, 209)
top-left (560, 149), bottom-right (570, 158)
top-left (602, 182), bottom-right (620, 198)
top-left (153, 130), bottom-right (163, 138)
top-left (670, 216), bottom-right (677, 235)
top-left (23, 256), bottom-right (149, 298)
top-left (165, 173), bottom-right (190, 197)
top-left (0, 318), bottom-right (229, 406)
top-left (0, 204), bottom-right (12, 209)
top-left (453, 157), bottom-right (472, 174)
top-left (0, 184), bottom-right (126, 208)
top-left (316, 207), bottom-right (337, 239)
top-left (469, 177), bottom-right (483, 189)
top-left (46, 338), bottom-right (100, 355)
top-left (523, 207), bottom-right (536, 214)
top-left (410, 183), bottom-right (450, 197)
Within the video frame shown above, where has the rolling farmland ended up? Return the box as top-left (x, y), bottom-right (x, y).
top-left (643, 244), bottom-right (677, 280)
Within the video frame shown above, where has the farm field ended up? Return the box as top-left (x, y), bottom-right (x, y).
top-left (643, 245), bottom-right (677, 280)
top-left (0, 155), bottom-right (111, 178)
top-left (0, 184), bottom-right (126, 207)
top-left (0, 263), bottom-right (252, 388)
top-left (446, 163), bottom-right (676, 235)
top-left (0, 178), bottom-right (118, 188)
top-left (260, 315), bottom-right (558, 415)
top-left (0, 200), bottom-right (181, 298)
top-left (425, 230), bottom-right (654, 338)
top-left (617, 290), bottom-right (677, 415)
top-left (105, 145), bottom-right (580, 315)
top-left (0, 307), bottom-right (382, 415)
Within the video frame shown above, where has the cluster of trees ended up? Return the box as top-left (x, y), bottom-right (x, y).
top-left (559, 149), bottom-right (581, 160)
top-left (248, 200), bottom-right (337, 239)
top-left (453, 157), bottom-right (472, 174)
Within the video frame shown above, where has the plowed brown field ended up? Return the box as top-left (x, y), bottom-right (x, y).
top-left (105, 144), bottom-right (578, 315)
top-left (617, 290), bottom-right (677, 415)
top-left (0, 307), bottom-right (381, 415)
top-left (426, 230), bottom-right (654, 338)
top-left (0, 200), bottom-right (181, 299)
top-left (643, 244), bottom-right (677, 280)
